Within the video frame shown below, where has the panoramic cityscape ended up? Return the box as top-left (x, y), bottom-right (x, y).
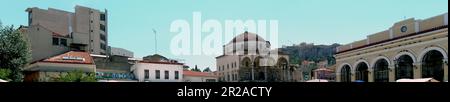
top-left (0, 0), bottom-right (448, 82)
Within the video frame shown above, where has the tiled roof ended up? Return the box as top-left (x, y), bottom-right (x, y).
top-left (183, 70), bottom-right (216, 77)
top-left (40, 51), bottom-right (94, 65)
top-left (228, 31), bottom-right (267, 44)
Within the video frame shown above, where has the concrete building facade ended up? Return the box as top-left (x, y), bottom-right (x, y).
top-left (24, 5), bottom-right (108, 62)
top-left (335, 13), bottom-right (448, 82)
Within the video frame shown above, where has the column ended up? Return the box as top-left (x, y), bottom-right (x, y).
top-left (251, 64), bottom-right (254, 81)
top-left (389, 65), bottom-right (396, 82)
top-left (368, 68), bottom-right (374, 82)
top-left (444, 58), bottom-right (448, 82)
top-left (300, 70), bottom-right (304, 82)
top-left (264, 66), bottom-right (268, 81)
top-left (351, 71), bottom-right (356, 82)
top-left (413, 62), bottom-right (422, 79)
top-left (313, 70), bottom-right (319, 79)
top-left (336, 73), bottom-right (341, 82)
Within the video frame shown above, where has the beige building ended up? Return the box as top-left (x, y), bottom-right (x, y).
top-left (335, 12), bottom-right (448, 82)
top-left (23, 5), bottom-right (108, 62)
top-left (216, 31), bottom-right (297, 82)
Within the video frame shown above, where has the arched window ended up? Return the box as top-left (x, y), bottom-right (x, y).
top-left (374, 59), bottom-right (389, 82)
top-left (340, 65), bottom-right (351, 82)
top-left (422, 50), bottom-right (444, 82)
top-left (355, 62), bottom-right (369, 82)
top-left (395, 55), bottom-right (414, 80)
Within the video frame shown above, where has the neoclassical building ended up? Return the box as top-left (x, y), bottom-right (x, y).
top-left (216, 32), bottom-right (297, 82)
top-left (335, 12), bottom-right (448, 82)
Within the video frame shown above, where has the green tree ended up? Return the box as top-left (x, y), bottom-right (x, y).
top-left (203, 67), bottom-right (211, 72)
top-left (55, 70), bottom-right (96, 82)
top-left (0, 21), bottom-right (31, 82)
top-left (191, 65), bottom-right (201, 72)
top-left (0, 68), bottom-right (11, 81)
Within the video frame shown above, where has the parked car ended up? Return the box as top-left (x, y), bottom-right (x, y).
top-left (0, 79), bottom-right (8, 82)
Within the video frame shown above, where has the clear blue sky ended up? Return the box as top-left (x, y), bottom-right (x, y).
top-left (0, 0), bottom-right (447, 71)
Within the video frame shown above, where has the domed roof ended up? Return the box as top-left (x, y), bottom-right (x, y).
top-left (228, 31), bottom-right (266, 44)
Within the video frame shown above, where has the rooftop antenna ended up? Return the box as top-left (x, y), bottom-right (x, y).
top-left (152, 28), bottom-right (158, 54)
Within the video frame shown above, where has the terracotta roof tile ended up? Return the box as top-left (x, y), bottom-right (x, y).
top-left (183, 70), bottom-right (217, 77)
top-left (40, 51), bottom-right (94, 65)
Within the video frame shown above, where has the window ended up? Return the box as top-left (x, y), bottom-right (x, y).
top-left (155, 70), bottom-right (160, 79)
top-left (52, 37), bottom-right (59, 45)
top-left (28, 12), bottom-right (32, 25)
top-left (100, 34), bottom-right (106, 41)
top-left (231, 73), bottom-right (234, 81)
top-left (100, 43), bottom-right (106, 50)
top-left (60, 39), bottom-right (67, 46)
top-left (100, 24), bottom-right (106, 31)
top-left (164, 71), bottom-right (169, 79)
top-left (144, 70), bottom-right (149, 79)
top-left (100, 13), bottom-right (106, 21)
top-left (174, 71), bottom-right (179, 80)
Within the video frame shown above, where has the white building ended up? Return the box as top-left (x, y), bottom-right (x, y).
top-left (183, 70), bottom-right (218, 82)
top-left (131, 54), bottom-right (184, 82)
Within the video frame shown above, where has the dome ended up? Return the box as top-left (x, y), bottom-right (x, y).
top-left (223, 32), bottom-right (271, 55)
top-left (227, 31), bottom-right (266, 44)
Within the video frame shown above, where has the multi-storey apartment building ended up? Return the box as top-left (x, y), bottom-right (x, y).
top-left (23, 5), bottom-right (108, 62)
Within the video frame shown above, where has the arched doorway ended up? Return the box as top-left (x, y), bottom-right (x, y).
top-left (241, 57), bottom-right (252, 81)
top-left (355, 62), bottom-right (369, 82)
top-left (277, 58), bottom-right (288, 81)
top-left (253, 57), bottom-right (265, 80)
top-left (340, 65), bottom-right (351, 82)
top-left (422, 50), bottom-right (444, 82)
top-left (395, 55), bottom-right (414, 80)
top-left (373, 59), bottom-right (389, 82)
top-left (258, 72), bottom-right (265, 80)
